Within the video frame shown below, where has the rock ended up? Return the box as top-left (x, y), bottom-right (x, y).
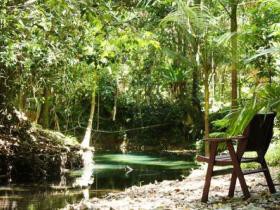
top-left (0, 108), bottom-right (82, 182)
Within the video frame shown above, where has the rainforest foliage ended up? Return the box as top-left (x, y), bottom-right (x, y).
top-left (0, 0), bottom-right (280, 150)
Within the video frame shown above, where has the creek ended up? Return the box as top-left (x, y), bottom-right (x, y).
top-left (0, 152), bottom-right (197, 210)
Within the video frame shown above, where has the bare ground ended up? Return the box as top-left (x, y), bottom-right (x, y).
top-left (65, 166), bottom-right (280, 210)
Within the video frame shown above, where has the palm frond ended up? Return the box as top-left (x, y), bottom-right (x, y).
top-left (222, 84), bottom-right (280, 136)
top-left (160, 0), bottom-right (210, 32)
top-left (245, 47), bottom-right (280, 63)
top-left (161, 47), bottom-right (193, 66)
top-left (259, 84), bottom-right (280, 112)
top-left (215, 32), bottom-right (237, 46)
top-left (137, 0), bottom-right (156, 7)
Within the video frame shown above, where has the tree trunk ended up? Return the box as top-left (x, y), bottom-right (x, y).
top-left (0, 63), bottom-right (10, 108)
top-left (192, 62), bottom-right (200, 109)
top-left (204, 64), bottom-right (210, 156)
top-left (191, 0), bottom-right (203, 129)
top-left (192, 0), bottom-right (202, 108)
top-left (96, 91), bottom-right (100, 130)
top-left (230, 1), bottom-right (238, 109)
top-left (221, 67), bottom-right (226, 101)
top-left (35, 95), bottom-right (41, 124)
top-left (112, 87), bottom-right (118, 121)
top-left (81, 73), bottom-right (97, 148)
top-left (54, 111), bottom-right (60, 131)
top-left (38, 87), bottom-right (51, 128)
top-left (18, 89), bottom-right (26, 112)
top-left (0, 76), bottom-right (6, 109)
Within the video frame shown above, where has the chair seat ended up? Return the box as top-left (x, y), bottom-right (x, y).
top-left (197, 155), bottom-right (259, 166)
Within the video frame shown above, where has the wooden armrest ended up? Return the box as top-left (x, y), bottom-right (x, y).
top-left (204, 136), bottom-right (246, 142)
top-left (196, 155), bottom-right (209, 163)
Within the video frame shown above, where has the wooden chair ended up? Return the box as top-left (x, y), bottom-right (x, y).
top-left (197, 113), bottom-right (277, 202)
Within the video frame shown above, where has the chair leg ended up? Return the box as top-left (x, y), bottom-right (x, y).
top-left (201, 160), bottom-right (214, 202)
top-left (201, 142), bottom-right (218, 203)
top-left (260, 159), bottom-right (276, 193)
top-left (226, 142), bottom-right (250, 199)
top-left (229, 137), bottom-right (246, 198)
top-left (228, 171), bottom-right (237, 197)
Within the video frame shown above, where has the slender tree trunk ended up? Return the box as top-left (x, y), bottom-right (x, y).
top-left (204, 64), bottom-right (210, 156)
top-left (81, 72), bottom-right (97, 148)
top-left (211, 52), bottom-right (216, 103)
top-left (192, 62), bottom-right (200, 108)
top-left (18, 89), bottom-right (26, 112)
top-left (238, 77), bottom-right (242, 103)
top-left (230, 1), bottom-right (238, 109)
top-left (38, 87), bottom-right (51, 128)
top-left (112, 84), bottom-right (118, 121)
top-left (192, 0), bottom-right (201, 108)
top-left (35, 94), bottom-right (41, 124)
top-left (221, 67), bottom-right (226, 101)
top-left (191, 0), bottom-right (203, 126)
top-left (96, 91), bottom-right (100, 130)
top-left (54, 111), bottom-right (60, 131)
top-left (0, 75), bottom-right (7, 108)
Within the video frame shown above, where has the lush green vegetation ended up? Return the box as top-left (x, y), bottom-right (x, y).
top-left (0, 0), bottom-right (279, 157)
top-left (0, 1), bottom-right (279, 209)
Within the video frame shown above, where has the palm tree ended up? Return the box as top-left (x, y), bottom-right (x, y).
top-left (161, 0), bottom-right (220, 155)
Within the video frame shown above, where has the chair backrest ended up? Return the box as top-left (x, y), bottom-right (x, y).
top-left (245, 113), bottom-right (276, 156)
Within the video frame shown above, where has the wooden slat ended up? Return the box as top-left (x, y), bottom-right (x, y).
top-left (212, 168), bottom-right (233, 176)
top-left (196, 155), bottom-right (209, 163)
top-left (241, 157), bottom-right (259, 163)
top-left (243, 168), bottom-right (267, 175)
top-left (215, 155), bottom-right (233, 166)
top-left (204, 136), bottom-right (246, 142)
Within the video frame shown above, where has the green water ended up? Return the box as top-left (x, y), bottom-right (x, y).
top-left (0, 152), bottom-right (196, 210)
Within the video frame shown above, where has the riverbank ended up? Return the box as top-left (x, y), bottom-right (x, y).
top-left (65, 166), bottom-right (280, 210)
top-left (0, 108), bottom-right (82, 182)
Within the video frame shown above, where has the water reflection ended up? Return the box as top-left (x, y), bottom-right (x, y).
top-left (120, 133), bottom-right (128, 154)
top-left (0, 186), bottom-right (84, 210)
top-left (73, 149), bottom-right (95, 204)
top-left (0, 152), bottom-right (196, 210)
top-left (73, 149), bottom-right (94, 188)
top-left (90, 152), bottom-right (196, 190)
top-left (59, 153), bottom-right (68, 187)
